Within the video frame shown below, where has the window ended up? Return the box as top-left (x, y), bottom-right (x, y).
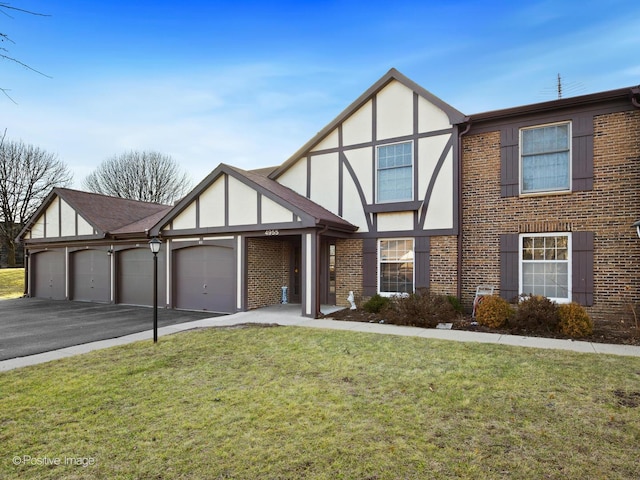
top-left (377, 141), bottom-right (413, 202)
top-left (520, 233), bottom-right (571, 302)
top-left (520, 122), bottom-right (570, 194)
top-left (379, 238), bottom-right (414, 295)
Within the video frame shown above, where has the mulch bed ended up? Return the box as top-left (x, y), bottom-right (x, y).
top-left (325, 308), bottom-right (640, 346)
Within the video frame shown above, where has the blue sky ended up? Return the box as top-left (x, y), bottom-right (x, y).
top-left (3, 0), bottom-right (640, 190)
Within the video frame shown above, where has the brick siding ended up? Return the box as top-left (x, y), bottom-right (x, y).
top-left (461, 109), bottom-right (640, 325)
top-left (429, 235), bottom-right (458, 296)
top-left (246, 238), bottom-right (291, 309)
top-left (335, 238), bottom-right (363, 307)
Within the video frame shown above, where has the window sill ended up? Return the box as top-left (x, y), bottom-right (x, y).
top-left (518, 190), bottom-right (572, 199)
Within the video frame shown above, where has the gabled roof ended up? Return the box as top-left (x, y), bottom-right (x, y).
top-left (18, 188), bottom-right (171, 241)
top-left (150, 163), bottom-right (357, 236)
top-left (269, 68), bottom-right (466, 179)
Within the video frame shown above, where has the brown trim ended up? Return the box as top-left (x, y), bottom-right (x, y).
top-left (341, 152), bottom-right (374, 231)
top-left (365, 201), bottom-right (422, 214)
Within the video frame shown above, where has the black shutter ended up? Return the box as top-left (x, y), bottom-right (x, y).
top-left (500, 127), bottom-right (519, 197)
top-left (572, 231), bottom-right (594, 306)
top-left (362, 238), bottom-right (377, 296)
top-left (414, 237), bottom-right (430, 290)
top-left (500, 234), bottom-right (519, 301)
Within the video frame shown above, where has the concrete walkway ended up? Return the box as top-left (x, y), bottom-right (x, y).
top-left (2, 304), bottom-right (640, 372)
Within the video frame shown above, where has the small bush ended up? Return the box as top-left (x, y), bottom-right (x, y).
top-left (558, 303), bottom-right (593, 338)
top-left (447, 295), bottom-right (464, 313)
top-left (512, 295), bottom-right (559, 333)
top-left (362, 294), bottom-right (391, 314)
top-left (475, 295), bottom-right (514, 329)
top-left (385, 289), bottom-right (458, 328)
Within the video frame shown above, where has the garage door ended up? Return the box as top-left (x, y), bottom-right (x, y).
top-left (173, 243), bottom-right (235, 313)
top-left (117, 248), bottom-right (166, 307)
top-left (32, 250), bottom-right (66, 300)
top-left (71, 249), bottom-right (110, 303)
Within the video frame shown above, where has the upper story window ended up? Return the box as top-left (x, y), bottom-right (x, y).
top-left (520, 122), bottom-right (571, 194)
top-left (377, 141), bottom-right (413, 203)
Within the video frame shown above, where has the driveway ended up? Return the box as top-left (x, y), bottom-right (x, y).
top-left (0, 298), bottom-right (219, 361)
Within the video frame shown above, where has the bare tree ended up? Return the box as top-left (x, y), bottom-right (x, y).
top-left (0, 135), bottom-right (73, 266)
top-left (82, 151), bottom-right (191, 204)
top-left (1, 3), bottom-right (51, 102)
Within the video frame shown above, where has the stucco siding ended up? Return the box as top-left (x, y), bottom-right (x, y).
top-left (309, 152), bottom-right (339, 214)
top-left (172, 201), bottom-right (197, 230)
top-left (376, 80), bottom-right (413, 140)
top-left (228, 176), bottom-right (258, 226)
top-left (277, 157), bottom-right (307, 195)
top-left (342, 100), bottom-right (373, 146)
top-left (199, 177), bottom-right (225, 227)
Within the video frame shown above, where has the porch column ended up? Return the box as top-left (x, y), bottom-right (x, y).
top-left (301, 232), bottom-right (318, 317)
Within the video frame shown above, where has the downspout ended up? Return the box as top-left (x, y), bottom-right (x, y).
top-left (457, 118), bottom-right (472, 301)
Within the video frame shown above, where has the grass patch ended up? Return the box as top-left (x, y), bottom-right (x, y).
top-left (1, 326), bottom-right (640, 479)
top-left (0, 268), bottom-right (24, 299)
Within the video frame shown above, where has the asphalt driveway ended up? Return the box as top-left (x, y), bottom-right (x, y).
top-left (0, 298), bottom-right (219, 361)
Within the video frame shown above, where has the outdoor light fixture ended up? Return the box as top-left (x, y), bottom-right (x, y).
top-left (149, 237), bottom-right (162, 343)
top-left (634, 220), bottom-right (640, 239)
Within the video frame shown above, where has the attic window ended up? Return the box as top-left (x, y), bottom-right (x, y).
top-left (377, 141), bottom-right (413, 203)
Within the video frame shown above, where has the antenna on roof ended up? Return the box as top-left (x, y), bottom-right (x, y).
top-left (538, 74), bottom-right (586, 101)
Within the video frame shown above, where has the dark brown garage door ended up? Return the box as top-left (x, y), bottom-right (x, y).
top-left (117, 247), bottom-right (166, 307)
top-left (173, 243), bottom-right (235, 313)
top-left (71, 249), bottom-right (110, 303)
top-left (32, 250), bottom-right (66, 300)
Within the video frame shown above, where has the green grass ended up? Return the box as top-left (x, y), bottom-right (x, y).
top-left (1, 325), bottom-right (640, 479)
top-left (0, 268), bottom-right (24, 299)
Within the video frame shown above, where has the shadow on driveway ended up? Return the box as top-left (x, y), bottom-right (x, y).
top-left (0, 298), bottom-right (221, 361)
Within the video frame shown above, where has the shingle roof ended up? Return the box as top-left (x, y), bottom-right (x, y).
top-left (56, 188), bottom-right (171, 234)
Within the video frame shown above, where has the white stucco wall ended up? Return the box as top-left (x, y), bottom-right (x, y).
top-left (199, 177), bottom-right (225, 228)
top-left (172, 201), bottom-right (197, 230)
top-left (376, 80), bottom-right (413, 140)
top-left (342, 100), bottom-right (372, 146)
top-left (45, 197), bottom-right (60, 237)
top-left (377, 211), bottom-right (414, 232)
top-left (228, 176), bottom-right (258, 226)
top-left (60, 199), bottom-right (76, 237)
top-left (311, 128), bottom-right (339, 152)
top-left (309, 152), bottom-right (339, 214)
top-left (277, 158), bottom-right (307, 196)
top-left (423, 149), bottom-right (454, 230)
top-left (261, 196), bottom-right (293, 224)
top-left (418, 96), bottom-right (451, 132)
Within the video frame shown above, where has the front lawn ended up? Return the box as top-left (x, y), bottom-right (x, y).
top-left (0, 268), bottom-right (23, 299)
top-left (1, 325), bottom-right (639, 479)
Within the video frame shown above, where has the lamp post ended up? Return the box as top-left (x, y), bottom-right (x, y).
top-left (149, 237), bottom-right (162, 343)
top-left (634, 220), bottom-right (640, 239)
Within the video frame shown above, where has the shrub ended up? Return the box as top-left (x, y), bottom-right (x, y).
top-left (512, 295), bottom-right (559, 333)
top-left (447, 295), bottom-right (464, 313)
top-left (475, 295), bottom-right (514, 329)
top-left (362, 294), bottom-right (391, 314)
top-left (385, 289), bottom-right (458, 328)
top-left (558, 302), bottom-right (593, 338)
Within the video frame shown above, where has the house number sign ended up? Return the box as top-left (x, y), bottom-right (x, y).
top-left (265, 229), bottom-right (279, 236)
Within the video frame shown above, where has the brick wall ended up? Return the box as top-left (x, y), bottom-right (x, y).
top-left (429, 235), bottom-right (458, 296)
top-left (335, 238), bottom-right (363, 307)
top-left (461, 109), bottom-right (640, 325)
top-left (246, 238), bottom-right (290, 309)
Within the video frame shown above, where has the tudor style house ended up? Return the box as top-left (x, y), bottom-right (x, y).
top-left (17, 69), bottom-right (640, 325)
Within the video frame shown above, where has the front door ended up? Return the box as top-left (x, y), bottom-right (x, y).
top-left (289, 243), bottom-right (301, 303)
